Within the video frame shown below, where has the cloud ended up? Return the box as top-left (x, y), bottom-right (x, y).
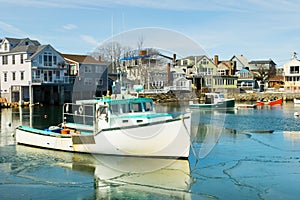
top-left (63, 24), bottom-right (78, 30)
top-left (80, 35), bottom-right (100, 46)
top-left (0, 20), bottom-right (27, 36)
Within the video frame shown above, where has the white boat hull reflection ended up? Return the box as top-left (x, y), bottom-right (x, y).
top-left (15, 145), bottom-right (191, 199)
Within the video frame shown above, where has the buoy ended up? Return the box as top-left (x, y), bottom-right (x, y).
top-left (44, 114), bottom-right (47, 119)
top-left (294, 112), bottom-right (299, 117)
top-left (61, 129), bottom-right (70, 134)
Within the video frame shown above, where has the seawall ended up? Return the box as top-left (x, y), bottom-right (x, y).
top-left (226, 92), bottom-right (300, 101)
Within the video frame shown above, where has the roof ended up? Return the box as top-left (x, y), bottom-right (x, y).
top-left (3, 37), bottom-right (40, 46)
top-left (269, 75), bottom-right (284, 82)
top-left (0, 44), bottom-right (49, 57)
top-left (62, 54), bottom-right (102, 64)
top-left (249, 59), bottom-right (276, 65)
top-left (231, 54), bottom-right (249, 67)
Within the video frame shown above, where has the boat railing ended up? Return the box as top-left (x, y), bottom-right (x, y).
top-left (63, 103), bottom-right (96, 132)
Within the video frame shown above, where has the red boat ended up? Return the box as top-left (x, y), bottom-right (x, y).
top-left (256, 98), bottom-right (282, 106)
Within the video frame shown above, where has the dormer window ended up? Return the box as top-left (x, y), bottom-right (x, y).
top-left (4, 43), bottom-right (7, 51)
top-left (25, 41), bottom-right (29, 45)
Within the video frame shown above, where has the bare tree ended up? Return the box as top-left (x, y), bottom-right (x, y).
top-left (253, 66), bottom-right (269, 92)
top-left (92, 42), bottom-right (133, 73)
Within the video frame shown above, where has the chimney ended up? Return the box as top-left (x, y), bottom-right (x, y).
top-left (173, 54), bottom-right (176, 65)
top-left (98, 55), bottom-right (101, 62)
top-left (166, 63), bottom-right (171, 87)
top-left (214, 55), bottom-right (219, 66)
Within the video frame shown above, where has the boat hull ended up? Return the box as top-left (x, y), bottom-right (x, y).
top-left (16, 114), bottom-right (191, 159)
top-left (190, 99), bottom-right (235, 109)
top-left (256, 98), bottom-right (282, 106)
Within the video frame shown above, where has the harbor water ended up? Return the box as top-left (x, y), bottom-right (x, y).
top-left (1, 102), bottom-right (300, 199)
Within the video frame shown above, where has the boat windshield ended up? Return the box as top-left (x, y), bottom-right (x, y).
top-left (219, 94), bottom-right (225, 98)
top-left (109, 101), bottom-right (153, 114)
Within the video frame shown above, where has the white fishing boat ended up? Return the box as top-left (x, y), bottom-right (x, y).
top-left (189, 93), bottom-right (235, 109)
top-left (294, 98), bottom-right (300, 104)
top-left (16, 96), bottom-right (191, 159)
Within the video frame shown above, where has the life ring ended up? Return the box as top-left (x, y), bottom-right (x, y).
top-left (78, 106), bottom-right (83, 114)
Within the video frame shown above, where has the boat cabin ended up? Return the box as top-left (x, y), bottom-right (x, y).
top-left (63, 97), bottom-right (172, 133)
top-left (204, 93), bottom-right (225, 104)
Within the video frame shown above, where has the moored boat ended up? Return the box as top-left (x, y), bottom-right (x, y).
top-left (256, 97), bottom-right (282, 106)
top-left (189, 93), bottom-right (235, 109)
top-left (294, 98), bottom-right (300, 104)
top-left (16, 97), bottom-right (191, 159)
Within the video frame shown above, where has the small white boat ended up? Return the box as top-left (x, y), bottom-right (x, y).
top-left (16, 97), bottom-right (191, 159)
top-left (294, 98), bottom-right (300, 104)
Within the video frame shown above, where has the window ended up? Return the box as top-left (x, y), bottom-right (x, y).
top-left (43, 52), bottom-right (52, 66)
top-left (201, 59), bottom-right (209, 65)
top-left (12, 55), bottom-right (15, 64)
top-left (290, 66), bottom-right (299, 74)
top-left (98, 79), bottom-right (103, 85)
top-left (53, 55), bottom-right (57, 65)
top-left (96, 66), bottom-right (103, 73)
top-left (226, 79), bottom-right (234, 85)
top-left (39, 55), bottom-right (43, 64)
top-left (36, 70), bottom-right (41, 79)
top-left (48, 71), bottom-right (52, 82)
top-left (20, 71), bottom-right (24, 80)
top-left (110, 104), bottom-right (119, 114)
top-left (2, 55), bottom-right (8, 65)
top-left (85, 66), bottom-right (92, 73)
top-left (131, 103), bottom-right (142, 112)
top-left (12, 72), bottom-right (16, 81)
top-left (3, 72), bottom-right (7, 82)
top-left (215, 78), bottom-right (224, 85)
top-left (4, 43), bottom-right (7, 51)
top-left (84, 78), bottom-right (93, 85)
top-left (20, 54), bottom-right (24, 64)
top-left (56, 71), bottom-right (60, 79)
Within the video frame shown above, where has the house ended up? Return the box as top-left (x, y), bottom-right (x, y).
top-left (230, 55), bottom-right (249, 72)
top-left (249, 59), bottom-right (277, 91)
top-left (214, 55), bottom-right (236, 76)
top-left (283, 54), bottom-right (300, 92)
top-left (0, 37), bottom-right (68, 105)
top-left (62, 54), bottom-right (108, 100)
top-left (236, 68), bottom-right (256, 91)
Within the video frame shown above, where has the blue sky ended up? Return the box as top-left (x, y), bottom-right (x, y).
top-left (1, 0), bottom-right (300, 67)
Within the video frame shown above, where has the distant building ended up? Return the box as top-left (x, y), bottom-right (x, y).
top-left (0, 37), bottom-right (68, 104)
top-left (283, 53), bottom-right (300, 92)
top-left (62, 54), bottom-right (108, 101)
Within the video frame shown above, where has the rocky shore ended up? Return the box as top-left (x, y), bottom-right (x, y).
top-left (226, 92), bottom-right (300, 102)
top-left (139, 91), bottom-right (300, 103)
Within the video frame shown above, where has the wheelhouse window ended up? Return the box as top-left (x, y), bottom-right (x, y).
top-left (110, 104), bottom-right (119, 114)
top-left (143, 102), bottom-right (153, 111)
top-left (121, 104), bottom-right (130, 113)
top-left (131, 103), bottom-right (143, 112)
